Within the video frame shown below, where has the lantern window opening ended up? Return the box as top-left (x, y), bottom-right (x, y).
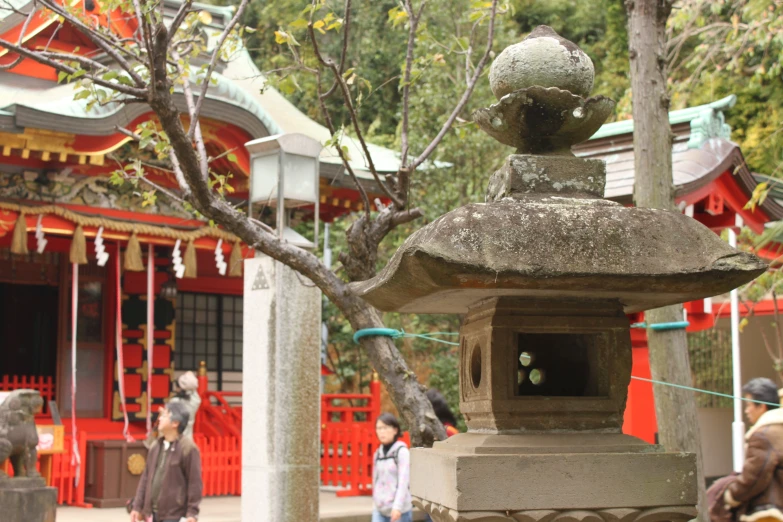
top-left (514, 332), bottom-right (602, 398)
top-left (470, 343), bottom-right (482, 390)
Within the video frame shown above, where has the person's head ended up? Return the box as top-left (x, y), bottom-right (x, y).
top-left (158, 401), bottom-right (190, 437)
top-left (375, 413), bottom-right (401, 445)
top-left (177, 371), bottom-right (199, 392)
top-left (742, 377), bottom-right (780, 425)
top-left (426, 389), bottom-right (457, 427)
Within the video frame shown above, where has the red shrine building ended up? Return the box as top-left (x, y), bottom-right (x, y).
top-left (0, 0), bottom-right (392, 505)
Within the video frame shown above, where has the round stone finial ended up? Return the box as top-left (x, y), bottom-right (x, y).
top-left (489, 25), bottom-right (595, 99)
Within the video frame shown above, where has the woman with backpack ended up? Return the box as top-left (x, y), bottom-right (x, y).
top-left (372, 413), bottom-right (413, 522)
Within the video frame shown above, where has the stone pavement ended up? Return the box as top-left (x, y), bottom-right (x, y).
top-left (56, 490), bottom-right (428, 522)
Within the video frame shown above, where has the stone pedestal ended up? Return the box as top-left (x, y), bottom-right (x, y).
top-left (0, 477), bottom-right (57, 522)
top-left (241, 255), bottom-right (321, 522)
top-left (412, 433), bottom-right (697, 522)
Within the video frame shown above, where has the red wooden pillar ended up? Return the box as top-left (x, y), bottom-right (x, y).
top-left (623, 314), bottom-right (658, 444)
top-left (624, 345), bottom-right (657, 443)
top-left (369, 372), bottom-right (381, 426)
top-left (622, 303), bottom-right (712, 444)
top-left (195, 361), bottom-right (208, 434)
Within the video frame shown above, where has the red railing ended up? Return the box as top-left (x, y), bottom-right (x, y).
top-left (321, 379), bottom-right (392, 497)
top-left (194, 434), bottom-right (242, 496)
top-left (0, 375), bottom-right (54, 414)
top-left (194, 363), bottom-right (242, 438)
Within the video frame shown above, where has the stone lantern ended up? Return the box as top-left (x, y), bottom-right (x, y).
top-left (352, 26), bottom-right (766, 522)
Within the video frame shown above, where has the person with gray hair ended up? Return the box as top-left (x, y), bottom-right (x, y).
top-left (130, 401), bottom-right (203, 522)
top-left (712, 377), bottom-right (783, 522)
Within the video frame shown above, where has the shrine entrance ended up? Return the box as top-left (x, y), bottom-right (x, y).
top-left (0, 282), bottom-right (59, 379)
top-left (0, 249), bottom-right (62, 410)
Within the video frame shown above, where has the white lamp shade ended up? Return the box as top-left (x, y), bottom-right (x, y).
top-left (246, 133), bottom-right (321, 207)
top-left (249, 153), bottom-right (318, 206)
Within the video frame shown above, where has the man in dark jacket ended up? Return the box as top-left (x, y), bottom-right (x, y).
top-left (723, 377), bottom-right (783, 522)
top-left (130, 401), bottom-right (203, 522)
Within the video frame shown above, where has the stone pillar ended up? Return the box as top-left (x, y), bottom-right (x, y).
top-left (242, 254), bottom-right (321, 522)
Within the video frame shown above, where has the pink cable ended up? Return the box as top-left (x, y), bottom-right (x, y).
top-left (146, 244), bottom-right (154, 436)
top-left (70, 263), bottom-right (81, 487)
top-left (116, 243), bottom-right (134, 442)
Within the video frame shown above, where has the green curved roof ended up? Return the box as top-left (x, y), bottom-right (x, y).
top-left (590, 94), bottom-right (737, 143)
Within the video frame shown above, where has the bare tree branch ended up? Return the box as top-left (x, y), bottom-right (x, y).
top-left (339, 207), bottom-right (424, 281)
top-left (322, 0), bottom-right (352, 99)
top-left (131, 0), bottom-right (146, 45)
top-left (309, 22), bottom-right (404, 208)
top-left (0, 5), bottom-right (36, 71)
top-left (36, 0), bottom-right (146, 85)
top-left (400, 0), bottom-right (426, 169)
top-left (172, 49), bottom-right (209, 179)
top-left (0, 37), bottom-right (147, 97)
top-left (410, 0), bottom-right (498, 171)
top-left (167, 0), bottom-right (194, 44)
top-left (37, 50), bottom-right (109, 71)
top-left (43, 19), bottom-right (63, 52)
top-left (188, 0), bottom-right (251, 139)
top-left (115, 124), bottom-right (193, 198)
top-left (315, 70), bottom-right (372, 217)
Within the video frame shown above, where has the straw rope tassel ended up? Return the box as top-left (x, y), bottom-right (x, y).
top-left (10, 213), bottom-right (28, 255)
top-left (124, 233), bottom-right (144, 271)
top-left (0, 202), bottom-right (242, 243)
top-left (229, 241), bottom-right (243, 277)
top-left (184, 240), bottom-right (197, 278)
top-left (70, 225), bottom-right (88, 264)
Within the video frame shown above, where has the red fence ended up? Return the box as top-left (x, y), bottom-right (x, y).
top-left (0, 375), bottom-right (54, 414)
top-left (319, 379), bottom-right (408, 497)
top-left (321, 423), bottom-right (376, 496)
top-left (194, 366), bottom-right (242, 438)
top-left (195, 434), bottom-right (242, 496)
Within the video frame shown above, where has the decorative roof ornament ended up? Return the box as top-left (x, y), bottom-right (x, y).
top-left (474, 26), bottom-right (615, 155)
top-left (688, 104), bottom-right (734, 149)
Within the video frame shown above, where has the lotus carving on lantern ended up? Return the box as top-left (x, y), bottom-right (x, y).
top-left (473, 26), bottom-right (614, 155)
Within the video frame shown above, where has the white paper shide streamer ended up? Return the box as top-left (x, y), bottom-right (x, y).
top-left (35, 215), bottom-right (47, 254)
top-left (172, 239), bottom-right (185, 279)
top-left (215, 239), bottom-right (227, 276)
top-left (94, 226), bottom-right (109, 266)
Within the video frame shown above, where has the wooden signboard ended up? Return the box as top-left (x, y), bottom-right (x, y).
top-left (35, 425), bottom-right (64, 455)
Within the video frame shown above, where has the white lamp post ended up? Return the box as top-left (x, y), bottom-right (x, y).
top-left (245, 133), bottom-right (322, 248)
top-left (241, 132), bottom-right (324, 522)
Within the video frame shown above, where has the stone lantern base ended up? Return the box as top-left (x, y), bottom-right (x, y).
top-left (411, 433), bottom-right (697, 522)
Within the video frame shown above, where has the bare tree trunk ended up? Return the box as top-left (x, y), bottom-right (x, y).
top-left (626, 0), bottom-right (708, 518)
